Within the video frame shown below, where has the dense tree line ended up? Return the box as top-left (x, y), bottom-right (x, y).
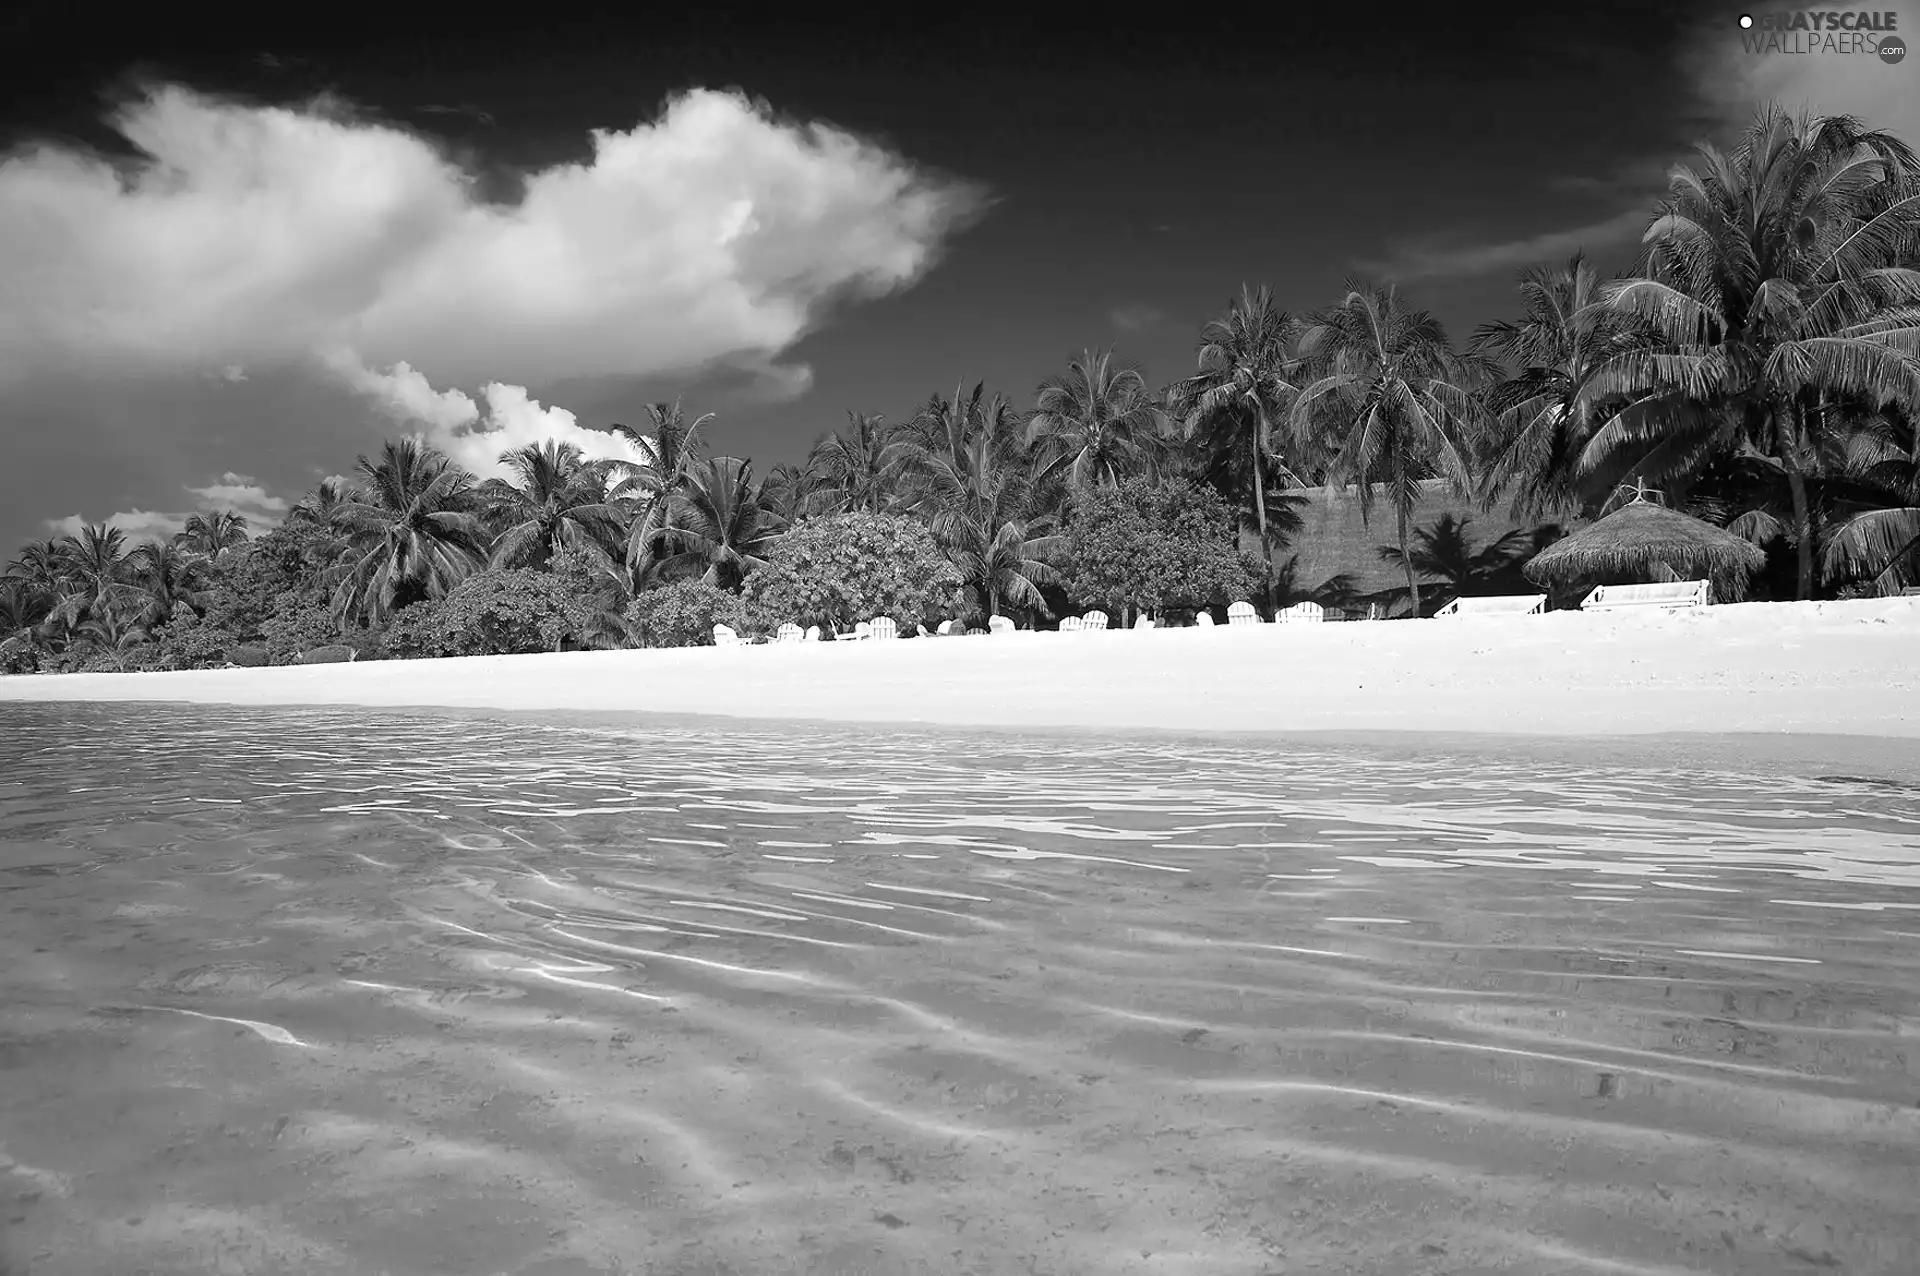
top-left (5, 107), bottom-right (1918, 672)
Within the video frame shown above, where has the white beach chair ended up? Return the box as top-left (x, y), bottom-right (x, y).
top-left (1060, 616), bottom-right (1084, 632)
top-left (849, 621), bottom-right (873, 640)
top-left (775, 623), bottom-right (804, 642)
top-left (1082, 610), bottom-right (1109, 631)
top-left (1275, 602), bottom-right (1324, 624)
top-left (1435, 594), bottom-right (1547, 617)
top-left (712, 624), bottom-right (740, 646)
top-left (868, 616), bottom-right (899, 640)
top-left (1227, 600), bottom-right (1262, 626)
top-left (936, 619), bottom-right (961, 636)
top-left (804, 625), bottom-right (822, 641)
top-left (966, 627), bottom-right (988, 636)
top-left (1581, 580), bottom-right (1710, 611)
top-left (1195, 611), bottom-right (1215, 627)
top-left (1133, 615), bottom-right (1154, 630)
top-left (988, 615), bottom-right (1015, 634)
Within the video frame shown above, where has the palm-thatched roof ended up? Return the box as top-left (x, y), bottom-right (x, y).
top-left (1522, 498), bottom-right (1766, 600)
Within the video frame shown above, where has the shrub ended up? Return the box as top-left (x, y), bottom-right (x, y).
top-left (227, 644), bottom-right (271, 667)
top-left (1065, 477), bottom-right (1259, 618)
top-left (743, 513), bottom-right (966, 634)
top-left (623, 579), bottom-right (759, 647)
top-left (295, 644), bottom-right (357, 664)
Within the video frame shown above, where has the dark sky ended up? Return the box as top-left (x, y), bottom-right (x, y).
top-left (0, 0), bottom-right (1801, 548)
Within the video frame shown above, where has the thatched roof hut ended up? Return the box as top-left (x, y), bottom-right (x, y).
top-left (1522, 497), bottom-right (1766, 602)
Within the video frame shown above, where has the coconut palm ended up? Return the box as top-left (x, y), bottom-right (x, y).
top-left (288, 478), bottom-right (363, 527)
top-left (1292, 282), bottom-right (1490, 620)
top-left (332, 439), bottom-right (488, 622)
top-left (1471, 253), bottom-right (1659, 521)
top-left (1580, 107), bottom-right (1920, 599)
top-left (761, 460), bottom-right (831, 523)
top-left (479, 440), bottom-right (628, 569)
top-left (175, 510), bottom-right (250, 560)
top-left (3, 538), bottom-right (67, 597)
top-left (128, 540), bottom-right (210, 627)
top-left (608, 400), bottom-right (713, 578)
top-left (1374, 513), bottom-right (1537, 611)
top-left (1028, 348), bottom-right (1168, 492)
top-left (805, 411), bottom-right (900, 515)
top-left (891, 383), bottom-right (1064, 622)
top-left (1818, 406), bottom-right (1920, 592)
top-left (1175, 286), bottom-right (1305, 605)
top-left (644, 455), bottom-right (787, 589)
top-left (50, 523), bottom-right (148, 632)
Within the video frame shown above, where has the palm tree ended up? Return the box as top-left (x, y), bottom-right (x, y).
top-left (891, 383), bottom-right (1063, 622)
top-left (1375, 513), bottom-right (1537, 611)
top-left (1292, 282), bottom-right (1489, 620)
top-left (608, 399), bottom-right (713, 579)
top-left (805, 411), bottom-right (899, 515)
top-left (128, 540), bottom-right (209, 628)
top-left (762, 460), bottom-right (830, 523)
top-left (480, 440), bottom-right (628, 569)
top-left (288, 477), bottom-right (363, 527)
top-left (1819, 406), bottom-right (1920, 592)
top-left (1028, 349), bottom-right (1168, 492)
top-left (332, 439), bottom-right (488, 622)
top-left (175, 510), bottom-right (250, 560)
top-left (4, 538), bottom-right (67, 597)
top-left (644, 456), bottom-right (787, 589)
top-left (52, 523), bottom-right (147, 632)
top-left (1471, 253), bottom-right (1659, 521)
top-left (1176, 286), bottom-right (1305, 606)
top-left (1581, 107), bottom-right (1920, 599)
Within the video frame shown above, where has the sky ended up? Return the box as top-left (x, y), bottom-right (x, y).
top-left (0, 0), bottom-right (1915, 552)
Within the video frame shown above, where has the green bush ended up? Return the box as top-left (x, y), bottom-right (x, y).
top-left (1065, 477), bottom-right (1259, 617)
top-left (743, 513), bottom-right (966, 634)
top-left (623, 579), bottom-right (759, 647)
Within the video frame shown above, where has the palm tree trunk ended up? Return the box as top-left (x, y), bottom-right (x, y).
top-left (1251, 415), bottom-right (1274, 612)
top-left (1396, 462), bottom-right (1420, 619)
top-left (1777, 395), bottom-right (1814, 600)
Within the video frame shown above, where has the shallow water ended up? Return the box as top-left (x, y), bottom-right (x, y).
top-left (1, 703), bottom-right (1916, 1275)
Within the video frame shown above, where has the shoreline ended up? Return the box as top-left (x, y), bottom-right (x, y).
top-left (5, 597), bottom-right (1917, 744)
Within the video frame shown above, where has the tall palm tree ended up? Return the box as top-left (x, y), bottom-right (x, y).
top-left (608, 399), bottom-right (713, 578)
top-left (1819, 406), bottom-right (1920, 592)
top-left (1581, 107), bottom-right (1920, 598)
top-left (4, 538), bottom-right (67, 597)
top-left (1292, 282), bottom-right (1489, 620)
top-left (891, 383), bottom-right (1063, 622)
top-left (1471, 253), bottom-right (1658, 521)
top-left (479, 440), bottom-right (628, 569)
top-left (1028, 348), bottom-right (1168, 493)
top-left (175, 510), bottom-right (251, 560)
top-left (1176, 286), bottom-right (1305, 605)
top-left (762, 460), bottom-right (831, 523)
top-left (332, 439), bottom-right (488, 622)
top-left (128, 540), bottom-right (209, 628)
top-left (805, 411), bottom-right (899, 515)
top-left (52, 523), bottom-right (147, 632)
top-left (288, 477), bottom-right (363, 527)
top-left (644, 455), bottom-right (787, 589)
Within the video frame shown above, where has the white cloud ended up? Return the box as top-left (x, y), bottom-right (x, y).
top-left (0, 83), bottom-right (985, 394)
top-left (1358, 208), bottom-right (1650, 283)
top-left (326, 352), bottom-right (652, 484)
top-left (43, 472), bottom-right (289, 545)
top-left (1108, 303), bottom-right (1163, 333)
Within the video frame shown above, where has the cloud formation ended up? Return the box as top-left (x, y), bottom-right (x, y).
top-left (43, 473), bottom-right (289, 545)
top-left (0, 83), bottom-right (986, 393)
top-left (1684, 6), bottom-right (1920, 143)
top-left (323, 352), bottom-right (652, 484)
top-left (1357, 209), bottom-right (1650, 283)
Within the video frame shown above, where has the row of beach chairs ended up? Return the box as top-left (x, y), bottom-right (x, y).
top-left (712, 580), bottom-right (1718, 643)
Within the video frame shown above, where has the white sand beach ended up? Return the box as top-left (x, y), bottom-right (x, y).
top-left (5, 597), bottom-right (1918, 737)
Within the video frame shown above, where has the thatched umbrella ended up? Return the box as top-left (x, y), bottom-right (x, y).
top-left (1522, 495), bottom-right (1768, 602)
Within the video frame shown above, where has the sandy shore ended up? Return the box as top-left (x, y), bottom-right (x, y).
top-left (4, 597), bottom-right (1918, 736)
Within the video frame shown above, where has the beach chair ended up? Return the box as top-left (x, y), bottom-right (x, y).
top-left (848, 621), bottom-right (873, 641)
top-left (1083, 610), bottom-right (1109, 631)
top-left (1435, 594), bottom-right (1546, 617)
top-left (1133, 615), bottom-right (1154, 630)
top-left (936, 619), bottom-right (961, 636)
top-left (1901, 587), bottom-right (1920, 597)
top-left (1582, 580), bottom-right (1710, 611)
top-left (988, 615), bottom-right (1015, 634)
top-left (1275, 602), bottom-right (1324, 624)
top-left (868, 617), bottom-right (898, 640)
top-left (775, 623), bottom-right (804, 642)
top-left (1227, 600), bottom-right (1262, 626)
top-left (1060, 616), bottom-right (1083, 631)
top-left (1195, 611), bottom-right (1215, 627)
top-left (804, 625), bottom-right (822, 641)
top-left (966, 627), bottom-right (987, 635)
top-left (712, 624), bottom-right (741, 646)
